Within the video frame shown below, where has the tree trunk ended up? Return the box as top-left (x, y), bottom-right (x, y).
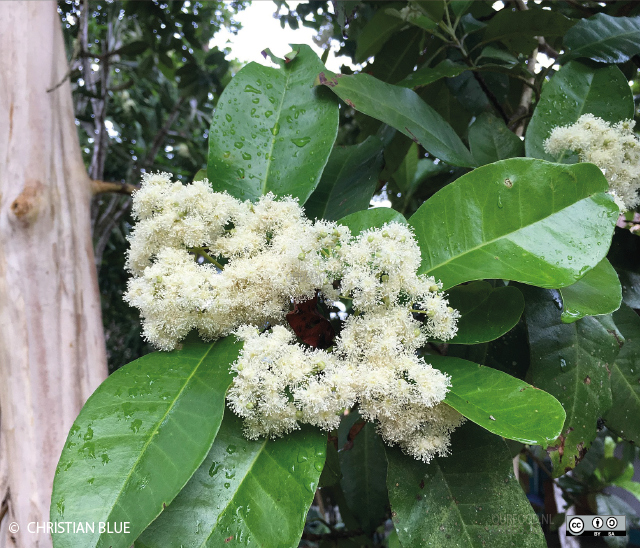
top-left (0, 3), bottom-right (108, 547)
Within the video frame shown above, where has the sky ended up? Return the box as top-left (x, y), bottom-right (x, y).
top-left (210, 0), bottom-right (348, 72)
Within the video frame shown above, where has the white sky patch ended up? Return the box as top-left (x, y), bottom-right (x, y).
top-left (210, 0), bottom-right (349, 72)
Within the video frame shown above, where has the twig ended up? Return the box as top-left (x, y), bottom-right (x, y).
top-left (92, 180), bottom-right (138, 196)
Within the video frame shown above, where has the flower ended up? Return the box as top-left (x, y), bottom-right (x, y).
top-left (125, 172), bottom-right (462, 461)
top-left (544, 114), bottom-right (640, 211)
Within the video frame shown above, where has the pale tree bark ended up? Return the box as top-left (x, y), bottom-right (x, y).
top-left (0, 3), bottom-right (108, 547)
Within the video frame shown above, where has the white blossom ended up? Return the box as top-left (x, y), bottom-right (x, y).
top-left (125, 172), bottom-right (462, 461)
top-left (544, 114), bottom-right (640, 211)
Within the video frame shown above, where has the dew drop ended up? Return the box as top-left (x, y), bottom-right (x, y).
top-left (242, 152), bottom-right (252, 161)
top-left (244, 84), bottom-right (262, 94)
top-left (291, 137), bottom-right (311, 147)
top-left (271, 123), bottom-right (280, 136)
top-left (234, 141), bottom-right (244, 149)
top-left (225, 114), bottom-right (232, 122)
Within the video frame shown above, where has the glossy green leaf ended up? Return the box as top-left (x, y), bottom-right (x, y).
top-left (523, 287), bottom-right (620, 476)
top-left (316, 72), bottom-right (476, 167)
top-left (338, 412), bottom-right (388, 535)
top-left (477, 45), bottom-right (519, 66)
top-left (525, 61), bottom-right (633, 161)
top-left (51, 337), bottom-right (241, 548)
top-left (387, 422), bottom-right (546, 548)
top-left (559, 259), bottom-right (622, 323)
top-left (136, 413), bottom-right (325, 548)
top-left (338, 208), bottom-right (407, 236)
top-left (397, 59), bottom-right (468, 89)
top-left (208, 44), bottom-right (338, 203)
top-left (409, 158), bottom-right (618, 290)
top-left (468, 113), bottom-right (524, 166)
top-left (355, 4), bottom-right (404, 63)
top-left (445, 282), bottom-right (524, 344)
top-left (604, 304), bottom-right (640, 445)
top-left (482, 9), bottom-right (574, 54)
top-left (419, 79), bottom-right (473, 138)
top-left (564, 13), bottom-right (640, 64)
top-left (449, 319), bottom-right (531, 381)
top-left (608, 227), bottom-right (640, 309)
top-left (304, 136), bottom-right (384, 221)
top-left (369, 28), bottom-right (422, 85)
top-left (428, 355), bottom-right (565, 445)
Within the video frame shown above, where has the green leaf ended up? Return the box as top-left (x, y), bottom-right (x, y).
top-left (338, 412), bottom-right (388, 535)
top-left (482, 10), bottom-right (575, 54)
top-left (612, 464), bottom-right (640, 504)
top-left (445, 282), bottom-right (524, 344)
top-left (409, 158), bottom-right (618, 290)
top-left (316, 72), bottom-right (476, 167)
top-left (338, 208), bottom-right (407, 235)
top-left (559, 259), bottom-right (622, 323)
top-left (51, 337), bottom-right (241, 548)
top-left (525, 61), bottom-right (634, 162)
top-left (564, 13), bottom-right (640, 64)
top-left (523, 287), bottom-right (620, 476)
top-left (355, 4), bottom-right (405, 63)
top-left (397, 59), bottom-right (468, 89)
top-left (208, 44), bottom-right (338, 203)
top-left (386, 422), bottom-right (546, 548)
top-left (468, 112), bottom-right (524, 166)
top-left (449, 319), bottom-right (531, 380)
top-left (369, 28), bottom-right (423, 85)
top-left (608, 228), bottom-right (640, 309)
top-left (428, 355), bottom-right (565, 445)
top-left (604, 304), bottom-right (640, 445)
top-left (392, 142), bottom-right (418, 195)
top-left (304, 136), bottom-right (384, 221)
top-left (318, 439), bottom-right (341, 487)
top-left (136, 413), bottom-right (325, 548)
top-left (477, 45), bottom-right (519, 66)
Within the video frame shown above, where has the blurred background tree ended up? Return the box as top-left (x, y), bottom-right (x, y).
top-left (57, 0), bottom-right (245, 370)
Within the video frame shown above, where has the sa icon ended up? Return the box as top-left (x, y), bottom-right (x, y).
top-left (569, 517), bottom-right (584, 534)
top-left (607, 517), bottom-right (618, 529)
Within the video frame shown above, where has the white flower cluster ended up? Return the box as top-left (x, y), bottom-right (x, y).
top-left (125, 172), bottom-right (462, 462)
top-left (125, 172), bottom-right (342, 350)
top-left (544, 114), bottom-right (640, 211)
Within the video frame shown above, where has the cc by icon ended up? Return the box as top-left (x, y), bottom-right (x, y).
top-left (568, 517), bottom-right (584, 534)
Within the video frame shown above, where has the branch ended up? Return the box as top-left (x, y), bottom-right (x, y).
top-left (139, 96), bottom-right (185, 171)
top-left (538, 37), bottom-right (559, 59)
top-left (91, 180), bottom-right (138, 196)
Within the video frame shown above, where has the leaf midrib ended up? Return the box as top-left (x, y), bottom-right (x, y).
top-left (421, 189), bottom-right (604, 276)
top-left (199, 437), bottom-right (268, 548)
top-left (98, 342), bottom-right (217, 544)
top-left (262, 68), bottom-right (294, 195)
top-left (570, 16), bottom-right (640, 58)
top-left (328, 76), bottom-right (472, 165)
